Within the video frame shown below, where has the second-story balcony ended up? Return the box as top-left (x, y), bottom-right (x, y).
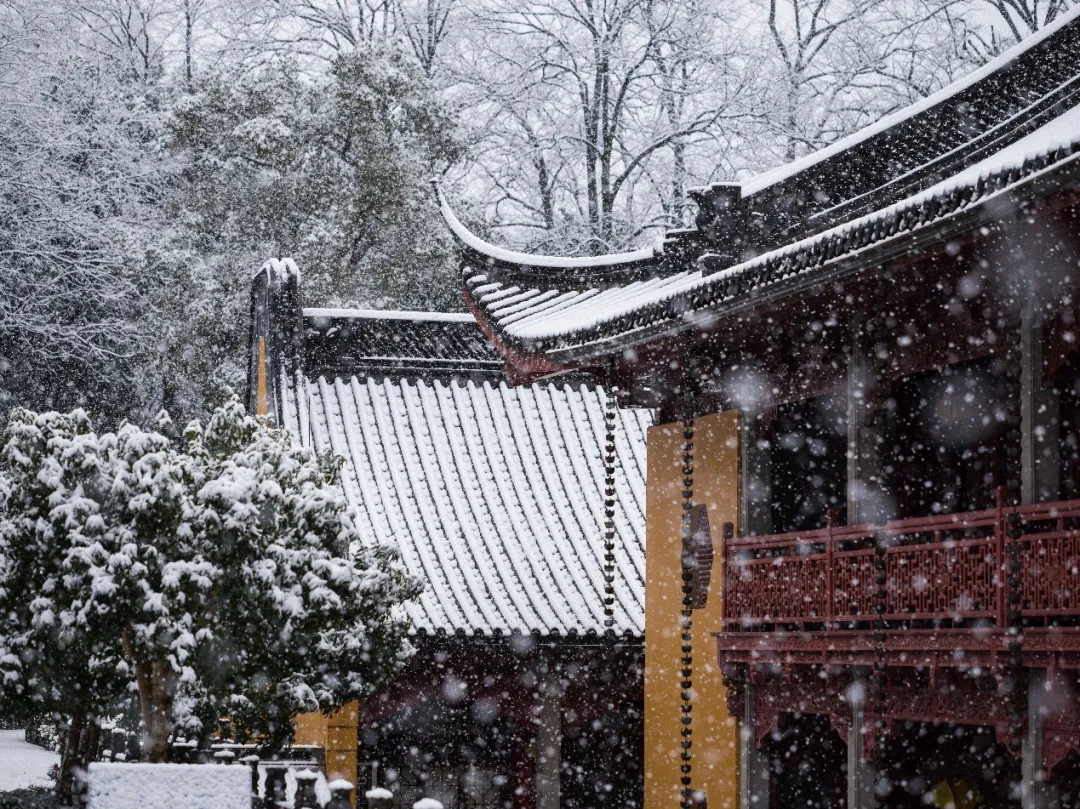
top-left (716, 489), bottom-right (1080, 673)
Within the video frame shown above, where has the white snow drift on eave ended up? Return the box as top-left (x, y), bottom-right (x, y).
top-left (741, 5), bottom-right (1080, 197)
top-left (437, 183), bottom-right (657, 270)
top-left (280, 371), bottom-right (650, 638)
top-left (303, 308), bottom-right (474, 323)
top-left (496, 105), bottom-right (1080, 345)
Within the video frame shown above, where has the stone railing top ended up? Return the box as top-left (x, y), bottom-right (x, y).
top-left (87, 762), bottom-right (250, 809)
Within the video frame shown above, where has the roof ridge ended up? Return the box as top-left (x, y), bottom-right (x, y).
top-left (742, 4), bottom-right (1080, 197)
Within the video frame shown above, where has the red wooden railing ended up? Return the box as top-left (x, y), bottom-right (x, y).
top-left (721, 490), bottom-right (1080, 631)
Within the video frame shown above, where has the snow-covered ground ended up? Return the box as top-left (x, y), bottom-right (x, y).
top-left (0, 729), bottom-right (58, 791)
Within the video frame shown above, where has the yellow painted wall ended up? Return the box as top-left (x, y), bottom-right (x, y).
top-left (293, 703), bottom-right (359, 805)
top-left (645, 412), bottom-right (741, 809)
top-left (293, 710), bottom-right (328, 748)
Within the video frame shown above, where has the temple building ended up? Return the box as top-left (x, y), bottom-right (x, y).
top-left (440, 8), bottom-right (1080, 809)
top-left (247, 260), bottom-right (650, 809)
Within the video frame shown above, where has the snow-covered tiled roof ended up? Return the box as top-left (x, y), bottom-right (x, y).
top-left (440, 8), bottom-right (1080, 371)
top-left (276, 310), bottom-right (650, 638)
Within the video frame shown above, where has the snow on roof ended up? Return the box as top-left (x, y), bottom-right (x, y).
top-left (916, 101), bottom-right (1080, 193)
top-left (304, 309), bottom-right (502, 379)
top-left (282, 374), bottom-right (648, 637)
top-left (304, 308), bottom-right (474, 323)
top-left (742, 5), bottom-right (1080, 196)
top-left (482, 102), bottom-right (1080, 346)
top-left (460, 40), bottom-right (1080, 365)
top-left (279, 313), bottom-right (649, 638)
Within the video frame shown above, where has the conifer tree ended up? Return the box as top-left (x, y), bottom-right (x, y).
top-left (0, 396), bottom-right (419, 788)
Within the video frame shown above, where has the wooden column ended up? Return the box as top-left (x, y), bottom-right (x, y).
top-left (512, 720), bottom-right (536, 809)
top-left (535, 667), bottom-right (562, 809)
top-left (1022, 670), bottom-right (1049, 809)
top-left (1021, 306), bottom-right (1060, 505)
top-left (847, 316), bottom-right (884, 525)
top-left (738, 677), bottom-right (769, 809)
top-left (740, 413), bottom-right (772, 537)
top-left (847, 681), bottom-right (876, 809)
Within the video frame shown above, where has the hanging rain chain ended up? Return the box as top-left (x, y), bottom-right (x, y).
top-left (678, 359), bottom-right (697, 809)
top-left (603, 385), bottom-right (619, 635)
top-left (1003, 318), bottom-right (1025, 753)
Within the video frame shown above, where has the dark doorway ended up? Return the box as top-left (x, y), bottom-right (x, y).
top-left (764, 713), bottom-right (847, 809)
top-left (766, 394), bottom-right (848, 533)
top-left (562, 700), bottom-right (643, 809)
top-left (357, 697), bottom-right (513, 809)
top-left (881, 358), bottom-right (1011, 520)
top-left (877, 722), bottom-right (1017, 808)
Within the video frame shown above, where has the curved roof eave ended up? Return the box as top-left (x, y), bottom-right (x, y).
top-left (464, 142), bottom-right (1080, 371)
top-left (443, 7), bottom-right (1080, 379)
top-left (462, 290), bottom-right (572, 384)
top-left (434, 181), bottom-right (660, 271)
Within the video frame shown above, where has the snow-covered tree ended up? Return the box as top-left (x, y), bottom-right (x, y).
top-left (0, 409), bottom-right (133, 803)
top-left (169, 48), bottom-right (464, 310)
top-left (163, 398), bottom-right (421, 751)
top-left (0, 4), bottom-right (172, 426)
top-left (755, 0), bottom-right (981, 164)
top-left (0, 397), bottom-right (419, 776)
top-left (983, 0), bottom-right (1073, 39)
top-left (458, 0), bottom-right (751, 253)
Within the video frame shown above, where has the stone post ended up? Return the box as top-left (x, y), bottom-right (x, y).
top-left (363, 786), bottom-right (392, 809)
top-left (264, 763), bottom-right (289, 809)
top-left (295, 769), bottom-right (320, 809)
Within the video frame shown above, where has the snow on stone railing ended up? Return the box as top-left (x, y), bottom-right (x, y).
top-left (87, 759), bottom-right (354, 809)
top-left (87, 762), bottom-right (250, 809)
top-left (364, 787), bottom-right (394, 809)
top-left (254, 760), bottom-right (348, 809)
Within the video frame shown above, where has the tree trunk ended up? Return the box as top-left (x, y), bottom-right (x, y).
top-left (133, 658), bottom-right (178, 763)
top-left (58, 711), bottom-right (85, 806)
top-left (71, 720), bottom-right (101, 806)
top-left (184, 2), bottom-right (194, 87)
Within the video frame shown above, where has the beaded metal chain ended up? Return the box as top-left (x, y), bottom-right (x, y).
top-left (678, 339), bottom-right (697, 809)
top-left (678, 412), bottom-right (695, 807)
top-left (603, 385), bottom-right (619, 635)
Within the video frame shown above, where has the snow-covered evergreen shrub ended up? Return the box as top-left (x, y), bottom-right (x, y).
top-left (24, 716), bottom-right (60, 752)
top-left (0, 396), bottom-right (420, 769)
